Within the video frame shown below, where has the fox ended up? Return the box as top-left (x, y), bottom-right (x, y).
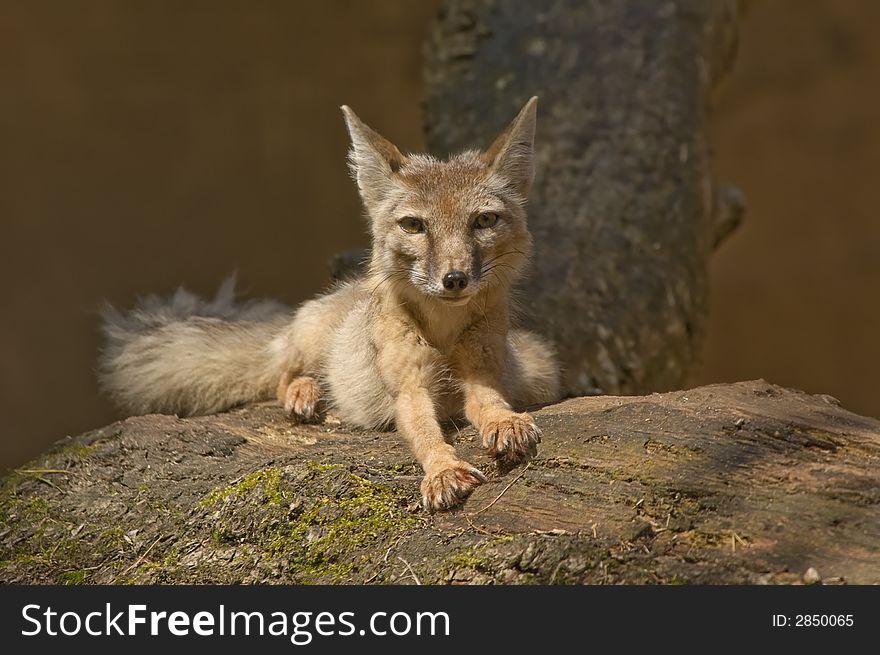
top-left (99, 97), bottom-right (561, 511)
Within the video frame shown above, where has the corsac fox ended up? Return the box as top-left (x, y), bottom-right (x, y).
top-left (100, 97), bottom-right (561, 511)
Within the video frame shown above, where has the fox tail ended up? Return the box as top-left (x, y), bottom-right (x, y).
top-left (99, 276), bottom-right (293, 416)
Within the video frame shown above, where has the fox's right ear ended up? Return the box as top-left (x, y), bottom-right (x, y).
top-left (341, 106), bottom-right (406, 206)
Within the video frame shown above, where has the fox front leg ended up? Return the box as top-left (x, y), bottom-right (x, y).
top-left (375, 320), bottom-right (485, 510)
top-left (395, 385), bottom-right (486, 511)
top-left (454, 334), bottom-right (542, 470)
top-left (466, 384), bottom-right (542, 470)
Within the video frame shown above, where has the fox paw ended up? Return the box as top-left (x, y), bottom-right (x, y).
top-left (481, 412), bottom-right (541, 468)
top-left (280, 376), bottom-right (321, 421)
top-left (421, 463), bottom-right (486, 512)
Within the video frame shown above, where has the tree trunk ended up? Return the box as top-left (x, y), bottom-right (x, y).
top-left (424, 0), bottom-right (746, 396)
top-left (2, 381), bottom-right (878, 584)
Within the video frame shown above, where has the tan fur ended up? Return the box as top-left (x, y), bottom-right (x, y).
top-left (99, 97), bottom-right (562, 511)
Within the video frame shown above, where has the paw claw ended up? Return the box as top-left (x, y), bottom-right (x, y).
top-left (421, 462), bottom-right (486, 512)
top-left (481, 413), bottom-right (541, 467)
top-left (280, 376), bottom-right (321, 422)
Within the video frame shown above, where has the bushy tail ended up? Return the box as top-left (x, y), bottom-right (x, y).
top-left (99, 277), bottom-right (294, 417)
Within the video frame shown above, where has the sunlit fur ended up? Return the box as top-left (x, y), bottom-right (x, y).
top-left (99, 98), bottom-right (561, 511)
top-left (366, 151), bottom-right (532, 306)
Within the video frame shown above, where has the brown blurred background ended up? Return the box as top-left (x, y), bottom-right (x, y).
top-left (1, 0), bottom-right (878, 472)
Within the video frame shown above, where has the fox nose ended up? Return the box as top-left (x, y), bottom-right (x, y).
top-left (442, 270), bottom-right (469, 291)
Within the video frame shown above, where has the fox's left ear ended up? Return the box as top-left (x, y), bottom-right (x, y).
top-left (483, 96), bottom-right (538, 197)
top-left (341, 105), bottom-right (406, 206)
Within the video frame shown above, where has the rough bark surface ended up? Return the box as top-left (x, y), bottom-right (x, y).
top-left (2, 381), bottom-right (878, 585)
top-left (424, 0), bottom-right (745, 397)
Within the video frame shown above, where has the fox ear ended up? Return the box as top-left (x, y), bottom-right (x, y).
top-left (483, 96), bottom-right (538, 197)
top-left (341, 105), bottom-right (406, 205)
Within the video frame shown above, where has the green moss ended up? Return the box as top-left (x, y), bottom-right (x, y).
top-left (162, 544), bottom-right (181, 567)
top-left (199, 463), bottom-right (421, 583)
top-left (0, 480), bottom-right (51, 534)
top-left (450, 549), bottom-right (489, 570)
top-left (14, 496), bottom-right (50, 521)
top-left (98, 526), bottom-right (125, 551)
top-left (56, 443), bottom-right (96, 459)
top-left (3, 533), bottom-right (86, 572)
top-left (201, 467), bottom-right (284, 508)
top-left (1, 554), bottom-right (38, 567)
top-left (446, 535), bottom-right (513, 573)
top-left (0, 474), bottom-right (23, 527)
top-left (1, 441), bottom-right (93, 526)
top-left (59, 569), bottom-right (89, 585)
top-left (273, 469), bottom-right (419, 582)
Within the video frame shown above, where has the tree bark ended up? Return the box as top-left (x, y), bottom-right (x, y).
top-left (2, 381), bottom-right (878, 584)
top-left (424, 0), bottom-right (745, 397)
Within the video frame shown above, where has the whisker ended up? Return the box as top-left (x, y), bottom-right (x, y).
top-left (481, 262), bottom-right (517, 276)
top-left (481, 249), bottom-right (527, 268)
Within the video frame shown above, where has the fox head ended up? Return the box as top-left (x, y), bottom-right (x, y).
top-left (341, 98), bottom-right (538, 306)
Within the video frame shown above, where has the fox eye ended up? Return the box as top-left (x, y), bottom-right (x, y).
top-left (473, 212), bottom-right (499, 229)
top-left (398, 217), bottom-right (426, 234)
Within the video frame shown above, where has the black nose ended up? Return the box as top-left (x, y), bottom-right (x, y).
top-left (442, 270), bottom-right (469, 291)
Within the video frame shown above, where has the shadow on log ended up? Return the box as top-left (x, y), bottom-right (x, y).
top-left (2, 381), bottom-right (878, 584)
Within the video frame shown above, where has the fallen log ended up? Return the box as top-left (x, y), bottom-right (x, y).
top-left (2, 381), bottom-right (877, 584)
